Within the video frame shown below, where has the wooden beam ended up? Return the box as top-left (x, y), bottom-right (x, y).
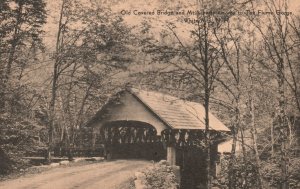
top-left (167, 146), bottom-right (176, 165)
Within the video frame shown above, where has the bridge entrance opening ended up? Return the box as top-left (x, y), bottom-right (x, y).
top-left (101, 120), bottom-right (166, 161)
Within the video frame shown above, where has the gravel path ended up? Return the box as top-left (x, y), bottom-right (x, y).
top-left (0, 160), bottom-right (151, 189)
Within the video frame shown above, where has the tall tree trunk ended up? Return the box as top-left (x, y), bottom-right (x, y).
top-left (5, 2), bottom-right (23, 80)
top-left (203, 16), bottom-right (211, 189)
top-left (276, 59), bottom-right (289, 189)
top-left (271, 118), bottom-right (275, 157)
top-left (228, 131), bottom-right (237, 189)
top-left (249, 91), bottom-right (264, 189)
top-left (228, 99), bottom-right (240, 189)
top-left (239, 122), bottom-right (247, 159)
top-left (47, 68), bottom-right (58, 162)
top-left (4, 2), bottom-right (23, 113)
top-left (47, 0), bottom-right (66, 162)
top-left (247, 59), bottom-right (264, 188)
top-left (204, 79), bottom-right (211, 189)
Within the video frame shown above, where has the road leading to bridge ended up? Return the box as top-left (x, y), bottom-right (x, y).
top-left (0, 160), bottom-right (151, 189)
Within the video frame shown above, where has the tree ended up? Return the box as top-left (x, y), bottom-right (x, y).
top-left (247, 1), bottom-right (300, 188)
top-left (0, 0), bottom-right (46, 82)
top-left (0, 0), bottom-right (47, 174)
top-left (46, 0), bottom-right (135, 161)
top-left (138, 1), bottom-right (245, 188)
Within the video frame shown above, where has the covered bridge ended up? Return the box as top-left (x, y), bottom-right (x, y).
top-left (86, 88), bottom-right (230, 188)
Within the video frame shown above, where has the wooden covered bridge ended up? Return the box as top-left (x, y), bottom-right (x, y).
top-left (86, 88), bottom-right (230, 188)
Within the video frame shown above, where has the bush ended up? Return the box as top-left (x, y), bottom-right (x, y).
top-left (137, 160), bottom-right (179, 189)
top-left (261, 157), bottom-right (300, 189)
top-left (0, 113), bottom-right (47, 175)
top-left (216, 154), bottom-right (300, 189)
top-left (216, 155), bottom-right (261, 189)
top-left (0, 148), bottom-right (12, 175)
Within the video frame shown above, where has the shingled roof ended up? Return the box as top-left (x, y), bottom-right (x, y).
top-left (129, 88), bottom-right (230, 132)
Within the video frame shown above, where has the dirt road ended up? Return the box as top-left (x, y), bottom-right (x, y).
top-left (0, 160), bottom-right (151, 189)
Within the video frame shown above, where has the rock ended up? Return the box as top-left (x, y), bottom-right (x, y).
top-left (135, 172), bottom-right (146, 180)
top-left (158, 160), bottom-right (168, 166)
top-left (72, 158), bottom-right (85, 163)
top-left (59, 161), bottom-right (69, 165)
top-left (167, 167), bottom-right (172, 172)
top-left (134, 179), bottom-right (147, 189)
top-left (50, 163), bottom-right (60, 167)
top-left (169, 183), bottom-right (178, 189)
top-left (220, 177), bottom-right (226, 183)
top-left (34, 165), bottom-right (49, 169)
top-left (91, 157), bottom-right (104, 161)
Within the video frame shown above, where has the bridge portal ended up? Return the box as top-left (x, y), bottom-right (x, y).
top-left (85, 88), bottom-right (230, 188)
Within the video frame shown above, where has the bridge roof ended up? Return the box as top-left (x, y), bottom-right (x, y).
top-left (86, 88), bottom-right (230, 133)
top-left (129, 88), bottom-right (230, 132)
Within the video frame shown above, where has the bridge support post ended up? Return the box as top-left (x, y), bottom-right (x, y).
top-left (167, 146), bottom-right (176, 165)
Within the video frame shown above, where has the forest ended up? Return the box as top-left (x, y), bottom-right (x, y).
top-left (0, 0), bottom-right (299, 189)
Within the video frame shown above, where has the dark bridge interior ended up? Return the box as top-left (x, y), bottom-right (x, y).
top-left (101, 120), bottom-right (166, 161)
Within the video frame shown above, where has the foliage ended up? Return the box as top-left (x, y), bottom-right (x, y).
top-left (134, 0), bottom-right (299, 188)
top-left (0, 0), bottom-right (46, 80)
top-left (261, 157), bottom-right (300, 189)
top-left (45, 0), bottom-right (136, 159)
top-left (0, 0), bottom-right (47, 174)
top-left (140, 161), bottom-right (179, 189)
top-left (216, 155), bottom-right (261, 189)
top-left (0, 93), bottom-right (47, 175)
top-left (216, 154), bottom-right (300, 189)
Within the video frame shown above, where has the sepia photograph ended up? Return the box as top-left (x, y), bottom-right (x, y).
top-left (0, 0), bottom-right (299, 188)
